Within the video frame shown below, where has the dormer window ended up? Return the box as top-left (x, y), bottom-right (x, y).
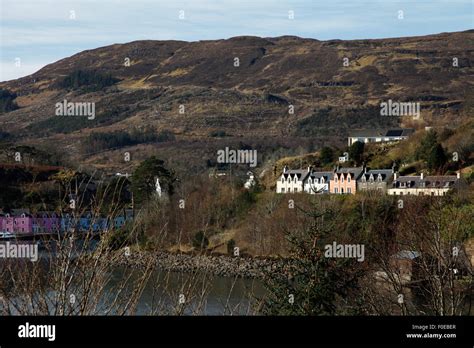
top-left (369, 174), bottom-right (374, 183)
top-left (348, 176), bottom-right (351, 183)
top-left (377, 174), bottom-right (382, 182)
top-left (281, 177), bottom-right (285, 182)
top-left (335, 176), bottom-right (338, 183)
top-left (341, 175), bottom-right (344, 183)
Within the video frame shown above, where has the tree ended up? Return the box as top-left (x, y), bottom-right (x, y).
top-left (319, 146), bottom-right (334, 165)
top-left (349, 141), bottom-right (365, 165)
top-left (261, 202), bottom-right (365, 315)
top-left (131, 156), bottom-right (175, 204)
top-left (427, 143), bottom-right (447, 172)
top-left (416, 130), bottom-right (438, 161)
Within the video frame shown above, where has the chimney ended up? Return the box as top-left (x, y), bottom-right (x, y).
top-left (394, 172), bottom-right (397, 181)
top-left (457, 172), bottom-right (461, 179)
top-left (307, 166), bottom-right (311, 173)
top-left (420, 172), bottom-right (424, 180)
top-left (283, 165), bottom-right (288, 173)
top-left (391, 162), bottom-right (396, 173)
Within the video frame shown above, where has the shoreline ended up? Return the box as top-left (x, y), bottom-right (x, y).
top-left (113, 250), bottom-right (287, 279)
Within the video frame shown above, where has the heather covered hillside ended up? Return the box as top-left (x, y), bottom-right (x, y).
top-left (0, 31), bottom-right (472, 177)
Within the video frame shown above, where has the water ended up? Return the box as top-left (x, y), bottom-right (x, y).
top-left (107, 266), bottom-right (267, 315)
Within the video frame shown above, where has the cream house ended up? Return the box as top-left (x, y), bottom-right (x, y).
top-left (387, 172), bottom-right (460, 196)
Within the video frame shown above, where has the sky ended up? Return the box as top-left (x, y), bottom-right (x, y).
top-left (0, 0), bottom-right (473, 82)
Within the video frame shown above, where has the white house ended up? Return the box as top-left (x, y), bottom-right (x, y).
top-left (276, 166), bottom-right (310, 193)
top-left (276, 166), bottom-right (332, 194)
top-left (304, 171), bottom-right (333, 194)
top-left (244, 171), bottom-right (256, 189)
top-left (338, 152), bottom-right (349, 163)
top-left (348, 128), bottom-right (414, 147)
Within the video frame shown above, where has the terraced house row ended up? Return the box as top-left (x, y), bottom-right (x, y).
top-left (0, 209), bottom-right (133, 235)
top-left (276, 166), bottom-right (461, 196)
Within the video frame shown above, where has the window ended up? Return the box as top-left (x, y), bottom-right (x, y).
top-left (348, 176), bottom-right (351, 183)
top-left (341, 176), bottom-right (344, 183)
top-left (341, 188), bottom-right (344, 194)
top-left (335, 176), bottom-right (338, 183)
top-left (335, 188), bottom-right (338, 193)
top-left (347, 188), bottom-right (351, 194)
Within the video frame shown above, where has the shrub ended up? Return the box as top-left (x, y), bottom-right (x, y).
top-left (192, 231), bottom-right (209, 250)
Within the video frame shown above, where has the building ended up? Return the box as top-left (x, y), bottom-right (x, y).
top-left (276, 166), bottom-right (311, 193)
top-left (3, 212), bottom-right (33, 234)
top-left (348, 128), bottom-right (414, 147)
top-left (338, 152), bottom-right (349, 163)
top-left (387, 172), bottom-right (460, 196)
top-left (244, 171), bottom-right (256, 189)
top-left (304, 171), bottom-right (333, 194)
top-left (33, 212), bottom-right (60, 233)
top-left (357, 168), bottom-right (394, 194)
top-left (330, 166), bottom-right (364, 194)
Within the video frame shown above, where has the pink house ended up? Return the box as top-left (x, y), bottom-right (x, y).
top-left (0, 214), bottom-right (6, 232)
top-left (3, 212), bottom-right (33, 234)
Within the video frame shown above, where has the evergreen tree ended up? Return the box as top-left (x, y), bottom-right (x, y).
top-left (348, 141), bottom-right (365, 165)
top-left (131, 156), bottom-right (175, 204)
top-left (416, 131), bottom-right (447, 172)
top-left (427, 143), bottom-right (447, 172)
top-left (319, 146), bottom-right (334, 165)
top-left (261, 203), bottom-right (365, 315)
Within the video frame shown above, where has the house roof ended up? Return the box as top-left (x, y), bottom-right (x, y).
top-left (360, 169), bottom-right (393, 182)
top-left (334, 167), bottom-right (364, 178)
top-left (282, 169), bottom-right (310, 181)
top-left (350, 128), bottom-right (414, 138)
top-left (309, 171), bottom-right (333, 180)
top-left (393, 175), bottom-right (458, 188)
top-left (394, 250), bottom-right (421, 260)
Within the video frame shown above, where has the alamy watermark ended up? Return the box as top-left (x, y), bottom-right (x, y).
top-left (217, 147), bottom-right (257, 167)
top-left (55, 99), bottom-right (95, 120)
top-left (324, 241), bottom-right (365, 262)
top-left (380, 99), bottom-right (420, 119)
top-left (0, 242), bottom-right (38, 262)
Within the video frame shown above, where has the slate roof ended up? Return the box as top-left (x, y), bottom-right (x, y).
top-left (360, 169), bottom-right (394, 182)
top-left (334, 167), bottom-right (364, 178)
top-left (282, 169), bottom-right (311, 181)
top-left (392, 175), bottom-right (458, 188)
top-left (350, 128), bottom-right (414, 138)
top-left (308, 171), bottom-right (333, 180)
